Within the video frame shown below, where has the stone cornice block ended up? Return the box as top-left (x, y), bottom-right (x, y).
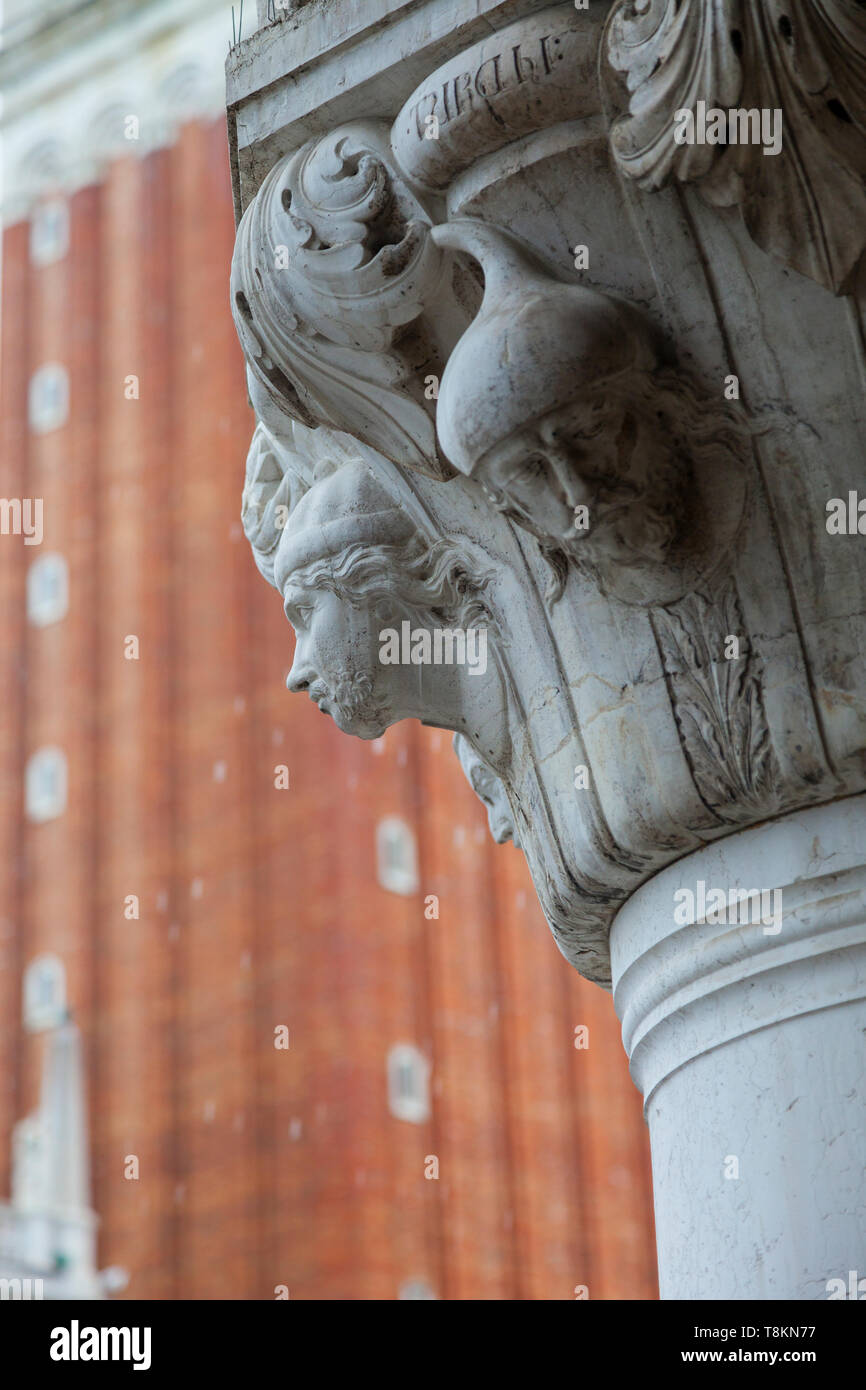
top-left (226, 0), bottom-right (610, 220)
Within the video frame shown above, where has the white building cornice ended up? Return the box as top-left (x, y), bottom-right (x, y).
top-left (0, 0), bottom-right (234, 224)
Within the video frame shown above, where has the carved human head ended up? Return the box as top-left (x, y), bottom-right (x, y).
top-left (433, 223), bottom-right (686, 584)
top-left (453, 734), bottom-right (518, 847)
top-left (273, 460), bottom-right (500, 744)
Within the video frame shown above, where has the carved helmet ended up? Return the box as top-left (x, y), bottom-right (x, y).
top-left (432, 220), bottom-right (660, 476)
top-left (273, 458), bottom-right (416, 593)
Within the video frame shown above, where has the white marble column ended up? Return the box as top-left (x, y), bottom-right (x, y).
top-left (611, 795), bottom-right (866, 1300)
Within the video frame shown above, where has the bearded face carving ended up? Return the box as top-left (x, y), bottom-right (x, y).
top-left (432, 220), bottom-right (746, 603)
top-left (268, 458), bottom-right (506, 757)
top-left (282, 581), bottom-right (393, 740)
top-left (476, 386), bottom-right (683, 574)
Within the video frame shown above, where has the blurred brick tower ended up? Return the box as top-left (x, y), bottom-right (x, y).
top-left (0, 0), bottom-right (657, 1300)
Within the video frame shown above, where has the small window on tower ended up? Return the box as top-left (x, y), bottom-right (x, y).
top-left (27, 553), bottom-right (69, 627)
top-left (28, 363), bottom-right (69, 434)
top-left (387, 1043), bottom-right (430, 1124)
top-left (23, 953), bottom-right (67, 1032)
top-left (398, 1279), bottom-right (437, 1300)
top-left (25, 746), bottom-right (67, 823)
top-left (376, 816), bottom-right (419, 895)
top-left (30, 198), bottom-right (69, 267)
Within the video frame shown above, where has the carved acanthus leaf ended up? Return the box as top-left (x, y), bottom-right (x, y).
top-left (607, 0), bottom-right (866, 293)
top-left (652, 579), bottom-right (781, 824)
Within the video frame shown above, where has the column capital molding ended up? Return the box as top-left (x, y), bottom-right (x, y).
top-left (228, 0), bottom-right (866, 987)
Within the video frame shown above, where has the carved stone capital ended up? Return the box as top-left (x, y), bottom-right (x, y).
top-left (229, 1), bottom-right (866, 989)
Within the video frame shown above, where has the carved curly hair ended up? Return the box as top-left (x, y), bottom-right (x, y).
top-left (288, 535), bottom-right (496, 635)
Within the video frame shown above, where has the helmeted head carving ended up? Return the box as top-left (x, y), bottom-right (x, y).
top-left (273, 459), bottom-right (502, 746)
top-left (241, 410), bottom-right (364, 587)
top-left (242, 423), bottom-right (311, 588)
top-left (432, 221), bottom-right (690, 592)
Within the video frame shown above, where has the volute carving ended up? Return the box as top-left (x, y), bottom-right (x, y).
top-left (605, 0), bottom-right (866, 294)
top-left (230, 121), bottom-right (477, 479)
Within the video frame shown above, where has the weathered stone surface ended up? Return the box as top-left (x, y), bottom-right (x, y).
top-left (228, 0), bottom-right (866, 988)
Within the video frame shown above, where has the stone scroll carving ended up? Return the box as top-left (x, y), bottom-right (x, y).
top-left (389, 4), bottom-right (605, 194)
top-left (605, 0), bottom-right (866, 294)
top-left (230, 121), bottom-right (478, 479)
top-left (230, 13), bottom-right (851, 987)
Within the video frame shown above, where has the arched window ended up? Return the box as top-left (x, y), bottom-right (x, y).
top-left (376, 816), bottom-right (419, 895)
top-left (387, 1043), bottom-right (430, 1124)
top-left (27, 553), bottom-right (69, 627)
top-left (28, 363), bottom-right (69, 434)
top-left (398, 1279), bottom-right (437, 1300)
top-left (25, 747), bottom-right (67, 823)
top-left (30, 198), bottom-right (69, 267)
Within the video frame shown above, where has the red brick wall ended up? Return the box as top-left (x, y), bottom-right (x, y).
top-left (0, 119), bottom-right (657, 1300)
